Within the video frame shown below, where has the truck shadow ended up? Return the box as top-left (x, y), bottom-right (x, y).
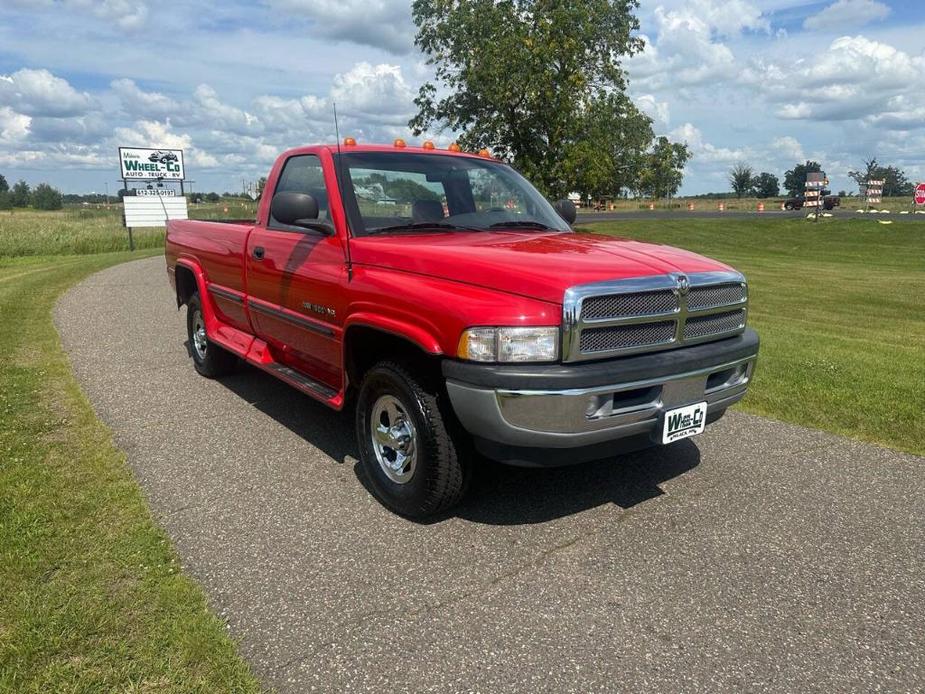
top-left (216, 363), bottom-right (701, 526)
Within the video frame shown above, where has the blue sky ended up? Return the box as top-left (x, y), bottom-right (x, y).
top-left (0, 0), bottom-right (923, 195)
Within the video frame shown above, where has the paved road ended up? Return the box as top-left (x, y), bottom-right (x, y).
top-left (56, 257), bottom-right (924, 693)
top-left (578, 208), bottom-right (925, 222)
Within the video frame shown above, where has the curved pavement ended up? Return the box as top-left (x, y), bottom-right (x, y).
top-left (55, 256), bottom-right (925, 692)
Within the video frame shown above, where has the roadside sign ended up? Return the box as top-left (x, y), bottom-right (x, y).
top-left (123, 195), bottom-right (188, 228)
top-left (135, 188), bottom-right (177, 197)
top-left (119, 147), bottom-right (185, 180)
top-left (915, 183), bottom-right (925, 205)
top-left (864, 179), bottom-right (884, 205)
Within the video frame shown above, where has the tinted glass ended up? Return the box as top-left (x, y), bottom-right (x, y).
top-left (337, 152), bottom-right (570, 236)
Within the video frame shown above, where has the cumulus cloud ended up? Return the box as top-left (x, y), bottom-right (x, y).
top-left (670, 122), bottom-right (749, 163)
top-left (266, 0), bottom-right (413, 54)
top-left (803, 0), bottom-right (890, 31)
top-left (7, 0), bottom-right (149, 30)
top-left (742, 36), bottom-right (925, 121)
top-left (628, 0), bottom-right (767, 90)
top-left (111, 79), bottom-right (178, 119)
top-left (331, 62), bottom-right (415, 122)
top-left (0, 68), bottom-right (93, 117)
top-left (635, 94), bottom-right (670, 126)
top-left (0, 106), bottom-right (30, 145)
top-left (773, 136), bottom-right (805, 162)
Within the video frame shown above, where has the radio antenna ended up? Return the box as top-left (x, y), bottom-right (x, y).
top-left (333, 101), bottom-right (353, 280)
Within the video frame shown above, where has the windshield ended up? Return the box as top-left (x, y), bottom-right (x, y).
top-left (337, 151), bottom-right (571, 236)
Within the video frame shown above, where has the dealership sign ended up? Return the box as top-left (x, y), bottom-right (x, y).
top-left (119, 147), bottom-right (185, 180)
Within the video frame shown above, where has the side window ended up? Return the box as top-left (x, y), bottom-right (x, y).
top-left (269, 154), bottom-right (329, 229)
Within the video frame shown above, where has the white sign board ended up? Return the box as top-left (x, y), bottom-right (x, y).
top-left (123, 195), bottom-right (189, 228)
top-left (119, 147), bottom-right (185, 180)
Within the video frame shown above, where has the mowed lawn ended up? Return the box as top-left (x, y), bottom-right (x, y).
top-left (0, 253), bottom-right (260, 692)
top-left (586, 217), bottom-right (925, 456)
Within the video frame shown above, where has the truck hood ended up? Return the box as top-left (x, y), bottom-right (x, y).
top-left (349, 230), bottom-right (734, 304)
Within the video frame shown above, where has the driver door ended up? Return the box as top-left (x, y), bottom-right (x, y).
top-left (245, 153), bottom-right (347, 391)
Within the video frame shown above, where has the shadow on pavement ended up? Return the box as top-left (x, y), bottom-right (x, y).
top-left (217, 363), bottom-right (701, 525)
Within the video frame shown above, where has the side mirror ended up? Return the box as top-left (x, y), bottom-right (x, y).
top-left (271, 192), bottom-right (331, 233)
top-left (553, 198), bottom-right (577, 225)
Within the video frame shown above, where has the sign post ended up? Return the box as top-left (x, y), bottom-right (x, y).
top-left (863, 178), bottom-right (884, 212)
top-left (117, 147), bottom-right (187, 250)
top-left (805, 172), bottom-right (826, 222)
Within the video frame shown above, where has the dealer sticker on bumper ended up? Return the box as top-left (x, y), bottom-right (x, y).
top-left (662, 402), bottom-right (707, 444)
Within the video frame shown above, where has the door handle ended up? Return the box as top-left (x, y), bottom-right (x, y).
top-left (253, 246), bottom-right (265, 260)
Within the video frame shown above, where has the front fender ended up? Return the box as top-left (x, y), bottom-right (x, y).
top-left (342, 312), bottom-right (443, 355)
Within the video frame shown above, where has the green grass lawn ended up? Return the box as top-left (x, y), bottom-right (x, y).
top-left (0, 202), bottom-right (258, 257)
top-left (0, 252), bottom-right (261, 692)
top-left (585, 216), bottom-right (925, 456)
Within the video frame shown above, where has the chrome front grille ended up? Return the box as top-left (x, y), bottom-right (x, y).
top-left (563, 271), bottom-right (748, 362)
top-left (579, 321), bottom-right (677, 353)
top-left (580, 290), bottom-right (678, 321)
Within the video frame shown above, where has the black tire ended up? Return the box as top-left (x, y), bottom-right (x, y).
top-left (356, 361), bottom-right (470, 518)
top-left (784, 202), bottom-right (794, 210)
top-left (186, 293), bottom-right (237, 378)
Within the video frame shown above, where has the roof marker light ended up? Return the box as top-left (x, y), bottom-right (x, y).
top-left (394, 138), bottom-right (406, 148)
top-left (479, 148), bottom-right (491, 158)
top-left (343, 137), bottom-right (356, 146)
top-left (423, 140), bottom-right (435, 150)
top-left (448, 142), bottom-right (462, 152)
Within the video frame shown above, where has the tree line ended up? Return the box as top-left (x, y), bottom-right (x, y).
top-left (0, 174), bottom-right (63, 210)
top-left (728, 159), bottom-right (916, 199)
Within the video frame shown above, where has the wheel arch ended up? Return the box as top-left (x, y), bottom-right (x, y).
top-left (343, 322), bottom-right (443, 393)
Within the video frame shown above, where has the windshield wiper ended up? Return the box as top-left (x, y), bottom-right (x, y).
top-left (365, 222), bottom-right (474, 235)
top-left (486, 220), bottom-right (555, 230)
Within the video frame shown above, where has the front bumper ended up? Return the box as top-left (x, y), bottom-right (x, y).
top-left (444, 329), bottom-right (759, 466)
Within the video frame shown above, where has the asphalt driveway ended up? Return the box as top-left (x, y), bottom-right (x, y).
top-left (55, 256), bottom-right (925, 692)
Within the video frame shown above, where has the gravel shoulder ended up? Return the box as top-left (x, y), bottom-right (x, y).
top-left (55, 256), bottom-right (925, 693)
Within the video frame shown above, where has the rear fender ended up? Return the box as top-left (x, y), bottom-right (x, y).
top-left (175, 259), bottom-right (221, 337)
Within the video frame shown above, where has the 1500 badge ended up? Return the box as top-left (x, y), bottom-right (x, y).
top-left (303, 302), bottom-right (335, 318)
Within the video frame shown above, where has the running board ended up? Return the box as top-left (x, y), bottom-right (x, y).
top-left (264, 363), bottom-right (338, 400)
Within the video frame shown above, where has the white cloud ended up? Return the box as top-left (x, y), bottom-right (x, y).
top-left (803, 0), bottom-right (890, 31)
top-left (191, 84), bottom-right (260, 135)
top-left (331, 62), bottom-right (415, 123)
top-left (0, 106), bottom-right (30, 144)
top-left (772, 136), bottom-right (805, 161)
top-left (636, 94), bottom-right (670, 126)
top-left (628, 0), bottom-right (767, 90)
top-left (669, 122), bottom-right (749, 163)
top-left (0, 68), bottom-right (92, 117)
top-left (266, 0), bottom-right (413, 54)
top-left (111, 79), bottom-right (177, 118)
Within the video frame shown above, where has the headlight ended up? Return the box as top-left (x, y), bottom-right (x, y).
top-left (457, 326), bottom-right (559, 363)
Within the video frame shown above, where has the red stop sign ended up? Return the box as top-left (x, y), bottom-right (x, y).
top-left (916, 183), bottom-right (925, 205)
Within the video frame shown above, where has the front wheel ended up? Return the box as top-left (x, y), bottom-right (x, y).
top-left (186, 293), bottom-right (237, 378)
top-left (356, 361), bottom-right (470, 517)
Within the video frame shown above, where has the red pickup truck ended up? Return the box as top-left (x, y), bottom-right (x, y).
top-left (166, 141), bottom-right (759, 517)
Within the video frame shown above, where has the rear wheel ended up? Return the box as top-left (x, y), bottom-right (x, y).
top-left (186, 293), bottom-right (237, 378)
top-left (356, 361), bottom-right (470, 517)
top-left (784, 201), bottom-right (794, 210)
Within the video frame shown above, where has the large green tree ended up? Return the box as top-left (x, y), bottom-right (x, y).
top-left (0, 173), bottom-right (8, 193)
top-left (848, 158), bottom-right (914, 197)
top-left (559, 92), bottom-right (654, 201)
top-left (10, 180), bottom-right (31, 207)
top-left (728, 163), bottom-right (754, 198)
top-left (409, 0), bottom-right (645, 198)
top-left (783, 161), bottom-right (822, 196)
top-left (31, 183), bottom-right (63, 210)
top-left (638, 137), bottom-right (690, 199)
top-left (752, 172), bottom-right (780, 198)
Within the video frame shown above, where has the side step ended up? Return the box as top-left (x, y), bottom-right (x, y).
top-left (264, 362), bottom-right (338, 400)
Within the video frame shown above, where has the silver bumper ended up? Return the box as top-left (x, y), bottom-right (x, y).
top-left (446, 355), bottom-right (756, 449)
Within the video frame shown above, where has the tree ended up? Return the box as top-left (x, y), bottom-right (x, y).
top-left (10, 180), bottom-right (31, 207)
top-left (752, 172), bottom-right (780, 198)
top-left (560, 92), bottom-right (654, 201)
top-left (783, 161), bottom-right (821, 196)
top-left (31, 183), bottom-right (63, 210)
top-left (409, 0), bottom-right (644, 198)
top-left (638, 137), bottom-right (691, 199)
top-left (728, 163), bottom-right (754, 198)
top-left (849, 158), bottom-right (914, 197)
top-left (206, 192), bottom-right (221, 203)
top-left (0, 173), bottom-right (8, 193)
top-left (0, 191), bottom-right (10, 210)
